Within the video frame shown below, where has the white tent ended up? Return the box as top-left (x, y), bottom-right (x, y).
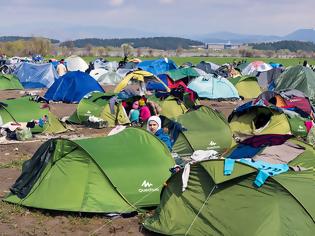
top-left (65, 55), bottom-right (89, 72)
top-left (98, 71), bottom-right (122, 85)
top-left (89, 68), bottom-right (108, 80)
top-left (242, 61), bottom-right (273, 76)
top-left (103, 61), bottom-right (119, 71)
top-left (116, 68), bottom-right (132, 77)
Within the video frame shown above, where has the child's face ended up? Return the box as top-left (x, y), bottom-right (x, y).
top-left (132, 101), bottom-right (139, 109)
top-left (148, 121), bottom-right (159, 133)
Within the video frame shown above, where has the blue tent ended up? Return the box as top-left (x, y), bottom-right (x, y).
top-left (14, 62), bottom-right (58, 88)
top-left (137, 58), bottom-right (177, 75)
top-left (188, 74), bottom-right (240, 100)
top-left (44, 71), bottom-right (105, 103)
top-left (146, 74), bottom-right (169, 91)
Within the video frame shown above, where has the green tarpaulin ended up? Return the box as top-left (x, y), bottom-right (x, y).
top-left (166, 67), bottom-right (200, 82)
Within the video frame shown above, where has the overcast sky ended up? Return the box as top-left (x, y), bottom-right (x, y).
top-left (1, 0), bottom-right (314, 40)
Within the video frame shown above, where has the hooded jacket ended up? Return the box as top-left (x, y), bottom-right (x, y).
top-left (147, 116), bottom-right (172, 151)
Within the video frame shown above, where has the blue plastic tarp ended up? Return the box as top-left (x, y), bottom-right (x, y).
top-left (14, 62), bottom-right (58, 88)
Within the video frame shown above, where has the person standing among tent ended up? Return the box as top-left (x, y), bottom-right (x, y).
top-left (56, 59), bottom-right (67, 77)
top-left (147, 115), bottom-right (172, 151)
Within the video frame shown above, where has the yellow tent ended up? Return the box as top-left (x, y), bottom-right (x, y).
top-left (114, 70), bottom-right (170, 93)
top-left (229, 76), bottom-right (262, 99)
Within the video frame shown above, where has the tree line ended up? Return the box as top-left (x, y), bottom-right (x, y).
top-left (0, 36), bottom-right (59, 44)
top-left (0, 37), bottom-right (53, 56)
top-left (61, 37), bottom-right (204, 50)
top-left (249, 40), bottom-right (315, 52)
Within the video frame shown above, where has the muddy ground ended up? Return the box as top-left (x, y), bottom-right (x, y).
top-left (0, 88), bottom-right (244, 235)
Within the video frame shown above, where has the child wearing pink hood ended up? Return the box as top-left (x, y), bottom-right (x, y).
top-left (139, 98), bottom-right (151, 122)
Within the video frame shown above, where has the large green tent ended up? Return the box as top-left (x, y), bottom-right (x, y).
top-left (0, 96), bottom-right (66, 134)
top-left (229, 76), bottom-right (262, 99)
top-left (5, 128), bottom-right (175, 213)
top-left (144, 139), bottom-right (315, 236)
top-left (0, 74), bottom-right (24, 90)
top-left (274, 65), bottom-right (315, 103)
top-left (67, 91), bottom-right (130, 127)
top-left (163, 106), bottom-right (235, 157)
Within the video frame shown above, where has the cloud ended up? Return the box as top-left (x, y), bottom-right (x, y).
top-left (159, 0), bottom-right (176, 4)
top-left (109, 0), bottom-right (124, 6)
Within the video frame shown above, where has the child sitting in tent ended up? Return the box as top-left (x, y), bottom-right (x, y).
top-left (128, 101), bottom-right (140, 126)
top-left (139, 97), bottom-right (151, 122)
top-left (147, 115), bottom-right (172, 151)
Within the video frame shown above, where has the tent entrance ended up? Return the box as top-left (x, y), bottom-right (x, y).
top-left (253, 111), bottom-right (272, 131)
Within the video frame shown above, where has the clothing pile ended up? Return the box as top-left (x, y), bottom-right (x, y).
top-left (84, 115), bottom-right (108, 129)
top-left (170, 150), bottom-right (220, 192)
top-left (224, 134), bottom-right (307, 187)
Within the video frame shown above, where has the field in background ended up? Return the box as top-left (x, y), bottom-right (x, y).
top-left (78, 56), bottom-right (315, 67)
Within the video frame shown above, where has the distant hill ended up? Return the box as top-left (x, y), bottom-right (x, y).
top-left (195, 28), bottom-right (315, 44)
top-left (0, 36), bottom-right (60, 44)
top-left (285, 29), bottom-right (315, 42)
top-left (60, 37), bottom-right (204, 50)
top-left (195, 31), bottom-right (281, 44)
top-left (249, 40), bottom-right (315, 52)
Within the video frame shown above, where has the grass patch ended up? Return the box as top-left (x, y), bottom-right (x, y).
top-left (0, 155), bottom-right (29, 170)
top-left (68, 215), bottom-right (91, 225)
top-left (47, 55), bottom-right (315, 66)
top-left (77, 56), bottom-right (315, 67)
top-left (0, 201), bottom-right (29, 223)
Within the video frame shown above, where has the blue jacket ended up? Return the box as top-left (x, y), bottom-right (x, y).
top-left (155, 129), bottom-right (172, 151)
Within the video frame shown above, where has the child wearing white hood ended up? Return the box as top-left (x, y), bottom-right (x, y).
top-left (147, 116), bottom-right (172, 151)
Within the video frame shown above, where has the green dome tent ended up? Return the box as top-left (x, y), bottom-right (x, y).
top-left (274, 65), bottom-right (315, 103)
top-left (0, 74), bottom-right (23, 90)
top-left (228, 76), bottom-right (262, 99)
top-left (0, 96), bottom-right (66, 134)
top-left (148, 95), bottom-right (190, 119)
top-left (67, 91), bottom-right (130, 127)
top-left (144, 139), bottom-right (315, 236)
top-left (5, 128), bottom-right (175, 213)
top-left (229, 104), bottom-right (309, 138)
top-left (163, 106), bottom-right (235, 157)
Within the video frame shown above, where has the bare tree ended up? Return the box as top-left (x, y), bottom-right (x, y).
top-left (148, 48), bottom-right (154, 57)
top-left (97, 47), bottom-right (109, 57)
top-left (265, 50), bottom-right (275, 58)
top-left (29, 37), bottom-right (52, 55)
top-left (84, 44), bottom-right (93, 56)
top-left (121, 43), bottom-right (133, 57)
top-left (175, 47), bottom-right (183, 57)
top-left (136, 48), bottom-right (142, 57)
